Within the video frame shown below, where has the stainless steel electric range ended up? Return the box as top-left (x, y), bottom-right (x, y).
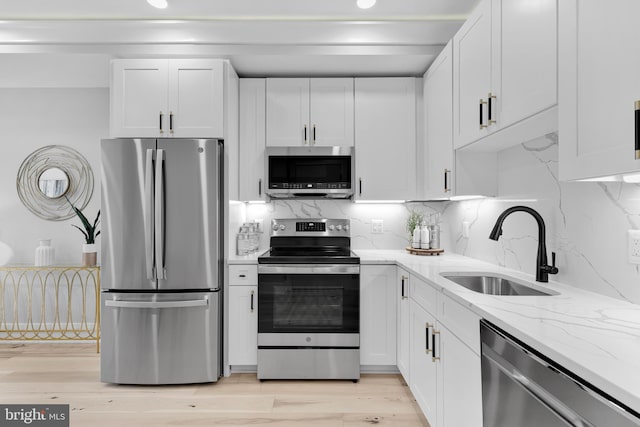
top-left (257, 218), bottom-right (360, 381)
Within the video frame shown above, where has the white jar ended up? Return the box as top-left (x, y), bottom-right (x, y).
top-left (35, 239), bottom-right (54, 266)
top-left (411, 228), bottom-right (421, 248)
top-left (420, 226), bottom-right (430, 250)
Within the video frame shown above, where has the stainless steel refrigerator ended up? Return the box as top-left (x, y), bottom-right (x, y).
top-left (100, 138), bottom-right (223, 385)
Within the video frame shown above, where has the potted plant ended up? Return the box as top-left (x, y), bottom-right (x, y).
top-left (406, 210), bottom-right (423, 246)
top-left (67, 199), bottom-right (100, 266)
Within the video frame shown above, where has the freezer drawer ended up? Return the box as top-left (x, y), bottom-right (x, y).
top-left (100, 291), bottom-right (220, 385)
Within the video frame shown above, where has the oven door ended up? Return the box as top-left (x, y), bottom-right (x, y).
top-left (258, 265), bottom-right (359, 337)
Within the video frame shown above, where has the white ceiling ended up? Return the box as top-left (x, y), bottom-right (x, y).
top-left (0, 0), bottom-right (480, 76)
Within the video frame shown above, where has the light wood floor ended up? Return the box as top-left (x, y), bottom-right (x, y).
top-left (0, 343), bottom-right (430, 427)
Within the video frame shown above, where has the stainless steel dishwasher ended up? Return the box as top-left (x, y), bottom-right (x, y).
top-left (481, 320), bottom-right (640, 427)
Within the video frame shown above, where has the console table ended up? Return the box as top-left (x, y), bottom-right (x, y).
top-left (0, 266), bottom-right (100, 352)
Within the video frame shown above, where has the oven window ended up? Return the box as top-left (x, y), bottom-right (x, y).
top-left (258, 273), bottom-right (359, 334)
top-left (273, 285), bottom-right (343, 328)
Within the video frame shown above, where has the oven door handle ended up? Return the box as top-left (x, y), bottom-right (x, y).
top-left (258, 265), bottom-right (360, 275)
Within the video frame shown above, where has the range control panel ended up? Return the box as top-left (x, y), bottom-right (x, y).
top-left (271, 218), bottom-right (350, 236)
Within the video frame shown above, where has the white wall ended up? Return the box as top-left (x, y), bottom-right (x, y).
top-left (447, 133), bottom-right (640, 305)
top-left (0, 88), bottom-right (108, 264)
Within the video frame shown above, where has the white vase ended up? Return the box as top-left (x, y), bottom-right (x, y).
top-left (82, 243), bottom-right (97, 267)
top-left (35, 239), bottom-right (54, 266)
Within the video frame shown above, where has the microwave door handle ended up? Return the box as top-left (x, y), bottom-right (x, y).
top-left (155, 148), bottom-right (166, 280)
top-left (145, 149), bottom-right (155, 280)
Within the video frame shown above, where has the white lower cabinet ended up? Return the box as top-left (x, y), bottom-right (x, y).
top-left (396, 268), bottom-right (411, 382)
top-left (408, 275), bottom-right (482, 427)
top-left (410, 300), bottom-right (438, 424)
top-left (360, 265), bottom-right (397, 366)
top-left (439, 324), bottom-right (482, 427)
top-left (228, 265), bottom-right (258, 367)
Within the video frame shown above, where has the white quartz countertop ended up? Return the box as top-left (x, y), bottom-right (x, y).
top-left (354, 249), bottom-right (640, 413)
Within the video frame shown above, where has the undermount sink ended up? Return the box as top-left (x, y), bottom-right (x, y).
top-left (441, 273), bottom-right (558, 296)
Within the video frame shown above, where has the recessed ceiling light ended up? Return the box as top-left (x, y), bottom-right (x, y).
top-left (147, 0), bottom-right (168, 9)
top-left (357, 0), bottom-right (376, 9)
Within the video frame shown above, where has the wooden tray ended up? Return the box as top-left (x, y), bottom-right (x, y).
top-left (405, 247), bottom-right (444, 256)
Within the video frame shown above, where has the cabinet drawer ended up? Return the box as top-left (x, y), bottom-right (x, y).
top-left (438, 293), bottom-right (480, 355)
top-left (410, 274), bottom-right (437, 315)
top-left (228, 265), bottom-right (258, 286)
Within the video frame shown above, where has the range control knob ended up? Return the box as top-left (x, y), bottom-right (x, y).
top-left (344, 225), bottom-right (350, 232)
top-left (328, 225), bottom-right (335, 231)
top-left (272, 223), bottom-right (279, 231)
top-left (336, 225), bottom-right (343, 231)
top-left (279, 224), bottom-right (286, 231)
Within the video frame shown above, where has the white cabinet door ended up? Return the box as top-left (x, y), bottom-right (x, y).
top-left (360, 265), bottom-right (397, 366)
top-left (266, 79), bottom-right (310, 146)
top-left (425, 42), bottom-right (455, 199)
top-left (396, 268), bottom-right (411, 382)
top-left (110, 59), bottom-right (168, 137)
top-left (309, 78), bottom-right (354, 146)
top-left (228, 285), bottom-right (258, 366)
top-left (559, 0), bottom-right (640, 180)
top-left (452, 0), bottom-right (492, 149)
top-left (224, 63), bottom-right (240, 201)
top-left (497, 0), bottom-right (557, 128)
top-left (168, 59), bottom-right (224, 138)
top-left (438, 325), bottom-right (482, 427)
top-left (355, 78), bottom-right (417, 201)
top-left (410, 300), bottom-right (438, 427)
top-left (239, 79), bottom-right (267, 201)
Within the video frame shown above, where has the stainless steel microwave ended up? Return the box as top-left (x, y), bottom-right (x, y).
top-left (265, 146), bottom-right (354, 199)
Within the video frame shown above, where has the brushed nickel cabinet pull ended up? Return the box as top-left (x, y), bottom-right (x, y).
top-left (359, 178), bottom-right (362, 196)
top-left (479, 100), bottom-right (488, 129)
top-left (304, 125), bottom-right (308, 144)
top-left (432, 329), bottom-right (441, 362)
top-left (401, 275), bottom-right (408, 299)
top-left (444, 169), bottom-right (452, 193)
top-left (488, 93), bottom-right (497, 125)
top-left (250, 290), bottom-right (255, 312)
top-left (425, 323), bottom-right (432, 354)
top-left (636, 101), bottom-right (640, 160)
top-left (258, 178), bottom-right (262, 197)
top-left (159, 111), bottom-right (164, 134)
top-left (313, 125), bottom-right (317, 144)
top-left (169, 111), bottom-right (174, 135)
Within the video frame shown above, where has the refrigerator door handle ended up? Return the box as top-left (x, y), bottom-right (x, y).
top-left (155, 148), bottom-right (166, 280)
top-left (145, 149), bottom-right (156, 280)
top-left (104, 299), bottom-right (209, 309)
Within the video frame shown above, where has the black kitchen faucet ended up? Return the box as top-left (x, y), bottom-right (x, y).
top-left (489, 206), bottom-right (559, 283)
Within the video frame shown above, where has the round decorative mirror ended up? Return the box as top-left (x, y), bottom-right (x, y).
top-left (16, 145), bottom-right (94, 221)
top-left (38, 167), bottom-right (70, 199)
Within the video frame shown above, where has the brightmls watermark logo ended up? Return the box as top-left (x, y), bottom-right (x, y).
top-left (0, 405), bottom-right (69, 427)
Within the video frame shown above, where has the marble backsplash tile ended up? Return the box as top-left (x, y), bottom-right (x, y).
top-left (233, 132), bottom-right (640, 305)
top-left (448, 134), bottom-right (640, 305)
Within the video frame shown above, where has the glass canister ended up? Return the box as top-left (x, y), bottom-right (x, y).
top-left (35, 239), bottom-right (55, 266)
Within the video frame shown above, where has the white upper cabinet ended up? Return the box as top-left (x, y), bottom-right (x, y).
top-left (424, 42), bottom-right (498, 199)
top-left (453, 0), bottom-right (557, 150)
top-left (111, 59), bottom-right (226, 138)
top-left (453, 0), bottom-right (493, 149)
top-left (355, 78), bottom-right (418, 201)
top-left (266, 78), bottom-right (354, 147)
top-left (497, 0), bottom-right (557, 128)
top-left (559, 0), bottom-right (640, 180)
top-left (425, 42), bottom-right (455, 199)
top-left (239, 79), bottom-right (267, 201)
